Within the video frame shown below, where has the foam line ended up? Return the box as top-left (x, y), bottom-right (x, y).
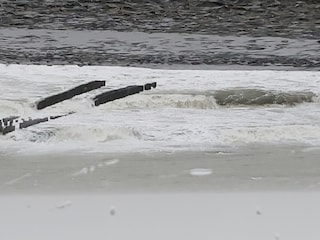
top-left (1, 82), bottom-right (157, 135)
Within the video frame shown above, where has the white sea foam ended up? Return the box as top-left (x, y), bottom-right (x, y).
top-left (189, 168), bottom-right (213, 176)
top-left (220, 125), bottom-right (320, 145)
top-left (1, 64), bottom-right (320, 155)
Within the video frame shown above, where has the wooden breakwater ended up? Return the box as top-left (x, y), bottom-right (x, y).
top-left (1, 81), bottom-right (157, 135)
top-left (36, 80), bottom-right (106, 110)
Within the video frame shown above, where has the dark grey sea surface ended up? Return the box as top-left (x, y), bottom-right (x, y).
top-left (0, 0), bottom-right (319, 69)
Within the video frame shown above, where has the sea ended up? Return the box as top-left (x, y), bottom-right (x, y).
top-left (0, 0), bottom-right (319, 186)
top-left (1, 63), bottom-right (320, 156)
top-left (1, 2), bottom-right (320, 239)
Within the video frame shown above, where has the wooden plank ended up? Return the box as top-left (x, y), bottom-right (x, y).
top-left (1, 113), bottom-right (72, 135)
top-left (0, 116), bottom-right (19, 134)
top-left (93, 82), bottom-right (157, 106)
top-left (2, 125), bottom-right (15, 135)
top-left (93, 85), bottom-right (143, 106)
top-left (36, 80), bottom-right (105, 110)
top-left (144, 82), bottom-right (157, 90)
top-left (1, 82), bottom-right (157, 135)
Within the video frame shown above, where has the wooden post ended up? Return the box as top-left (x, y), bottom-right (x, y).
top-left (36, 80), bottom-right (105, 110)
top-left (1, 113), bottom-right (72, 135)
top-left (93, 82), bottom-right (157, 106)
top-left (1, 82), bottom-right (157, 135)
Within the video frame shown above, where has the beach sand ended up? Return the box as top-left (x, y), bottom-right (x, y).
top-left (1, 192), bottom-right (320, 240)
top-left (1, 145), bottom-right (320, 239)
top-left (1, 144), bottom-right (320, 193)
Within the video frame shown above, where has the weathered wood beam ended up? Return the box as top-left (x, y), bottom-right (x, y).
top-left (0, 116), bottom-right (19, 134)
top-left (36, 80), bottom-right (105, 110)
top-left (2, 125), bottom-right (16, 135)
top-left (93, 82), bottom-right (157, 106)
top-left (1, 82), bottom-right (157, 135)
top-left (1, 113), bottom-right (72, 135)
top-left (144, 82), bottom-right (157, 90)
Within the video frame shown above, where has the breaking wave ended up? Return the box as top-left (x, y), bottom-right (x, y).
top-left (101, 92), bottom-right (219, 109)
top-left (219, 124), bottom-right (320, 145)
top-left (8, 125), bottom-right (141, 143)
top-left (1, 89), bottom-right (317, 119)
top-left (213, 89), bottom-right (315, 106)
top-left (101, 89), bottom-right (316, 110)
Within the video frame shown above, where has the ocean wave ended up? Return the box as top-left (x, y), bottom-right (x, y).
top-left (99, 92), bottom-right (219, 109)
top-left (0, 99), bottom-right (34, 117)
top-left (219, 124), bottom-right (320, 145)
top-left (100, 89), bottom-right (316, 110)
top-left (2, 66), bottom-right (320, 154)
top-left (8, 125), bottom-right (141, 144)
top-left (213, 89), bottom-right (315, 106)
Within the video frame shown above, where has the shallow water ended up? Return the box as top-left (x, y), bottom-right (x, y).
top-left (1, 0), bottom-right (319, 39)
top-left (1, 145), bottom-right (320, 193)
top-left (0, 1), bottom-right (319, 69)
top-left (0, 28), bottom-right (319, 68)
top-left (1, 65), bottom-right (320, 155)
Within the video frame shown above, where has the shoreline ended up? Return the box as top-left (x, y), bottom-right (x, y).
top-left (1, 144), bottom-right (320, 194)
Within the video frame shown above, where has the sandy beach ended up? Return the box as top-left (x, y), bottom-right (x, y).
top-left (1, 145), bottom-right (320, 239)
top-left (1, 145), bottom-right (320, 193)
top-left (1, 192), bottom-right (320, 240)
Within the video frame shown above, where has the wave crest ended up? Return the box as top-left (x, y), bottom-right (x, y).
top-left (213, 89), bottom-right (315, 106)
top-left (101, 93), bottom-right (219, 109)
top-left (9, 125), bottom-right (141, 143)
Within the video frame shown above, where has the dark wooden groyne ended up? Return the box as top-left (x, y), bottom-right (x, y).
top-left (0, 116), bottom-right (19, 134)
top-left (93, 82), bottom-right (156, 106)
top-left (36, 80), bottom-right (105, 110)
top-left (1, 81), bottom-right (157, 135)
top-left (1, 113), bottom-right (72, 135)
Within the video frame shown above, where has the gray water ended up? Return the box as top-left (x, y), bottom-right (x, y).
top-left (0, 28), bottom-right (319, 68)
top-left (0, 0), bottom-right (319, 69)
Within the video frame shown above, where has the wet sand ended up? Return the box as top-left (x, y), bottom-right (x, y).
top-left (1, 192), bottom-right (320, 240)
top-left (2, 144), bottom-right (320, 239)
top-left (1, 144), bottom-right (320, 194)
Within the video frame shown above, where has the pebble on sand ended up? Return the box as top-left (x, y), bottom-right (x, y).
top-left (110, 205), bottom-right (116, 216)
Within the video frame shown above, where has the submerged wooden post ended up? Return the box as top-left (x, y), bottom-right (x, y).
top-left (144, 82), bottom-right (157, 90)
top-left (1, 124), bottom-right (16, 135)
top-left (0, 116), bottom-right (19, 134)
top-left (1, 113), bottom-right (72, 135)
